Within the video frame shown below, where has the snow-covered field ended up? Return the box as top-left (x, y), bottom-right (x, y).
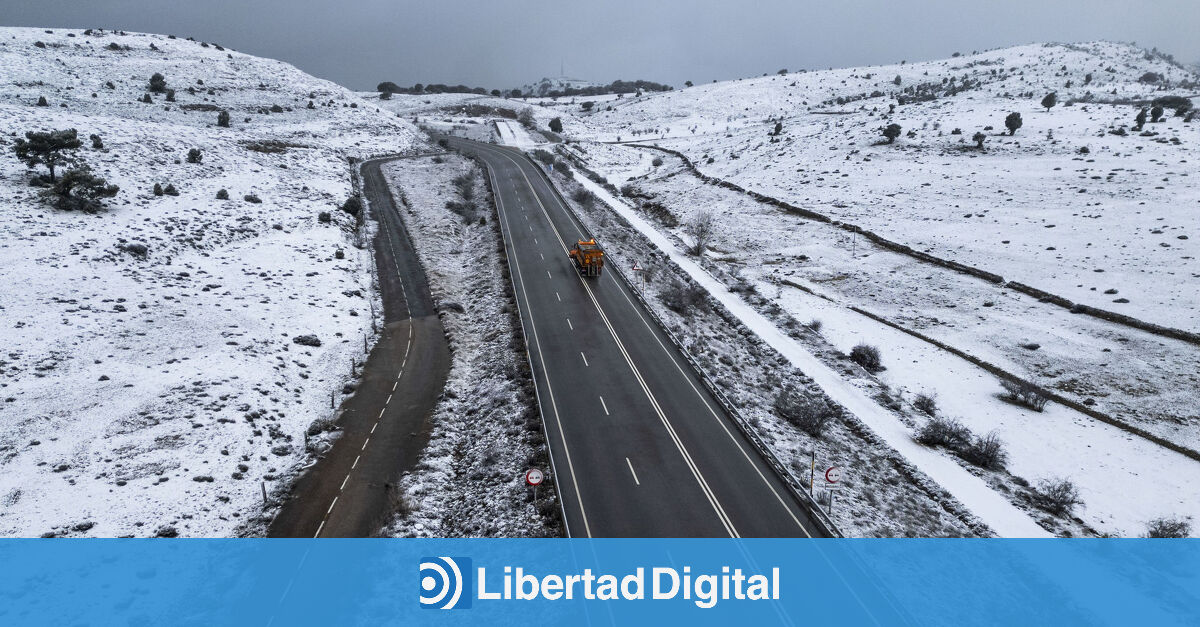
top-left (577, 42), bottom-right (1199, 331)
top-left (0, 27), bottom-right (419, 537)
top-left (379, 154), bottom-right (555, 537)
top-left (551, 42), bottom-right (1200, 536)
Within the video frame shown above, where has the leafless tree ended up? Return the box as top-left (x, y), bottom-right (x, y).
top-left (686, 209), bottom-right (716, 256)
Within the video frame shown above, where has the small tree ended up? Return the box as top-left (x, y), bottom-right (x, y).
top-left (216, 188), bottom-right (229, 200)
top-left (517, 108), bottom-right (535, 129)
top-left (549, 117), bottom-right (563, 133)
top-left (90, 134), bottom-right (103, 149)
top-left (1135, 107), bottom-right (1148, 130)
top-left (140, 93), bottom-right (153, 104)
top-left (148, 72), bottom-right (167, 93)
top-left (165, 89), bottom-right (175, 102)
top-left (685, 209), bottom-right (716, 256)
top-left (217, 110), bottom-right (230, 127)
top-left (1041, 92), bottom-right (1057, 112)
top-left (973, 131), bottom-right (986, 149)
top-left (50, 165), bottom-right (119, 211)
top-left (1150, 105), bottom-right (1164, 124)
top-left (882, 123), bottom-right (902, 144)
top-left (684, 80), bottom-right (693, 87)
top-left (379, 91), bottom-right (392, 100)
top-left (1005, 112), bottom-right (1023, 135)
top-left (14, 128), bottom-right (81, 182)
top-left (36, 95), bottom-right (49, 107)
top-left (187, 148), bottom-right (202, 163)
top-left (893, 75), bottom-right (902, 86)
top-left (772, 121), bottom-right (783, 136)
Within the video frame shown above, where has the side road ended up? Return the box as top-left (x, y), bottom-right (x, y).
top-left (269, 157), bottom-right (450, 537)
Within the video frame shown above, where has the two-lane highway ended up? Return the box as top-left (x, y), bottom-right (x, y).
top-left (448, 137), bottom-right (830, 537)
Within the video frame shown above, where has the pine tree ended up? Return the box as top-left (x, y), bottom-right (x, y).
top-left (1041, 92), bottom-right (1057, 112)
top-left (13, 128), bottom-right (81, 182)
top-left (882, 123), bottom-right (902, 144)
top-left (1005, 112), bottom-right (1023, 135)
top-left (52, 166), bottom-right (119, 212)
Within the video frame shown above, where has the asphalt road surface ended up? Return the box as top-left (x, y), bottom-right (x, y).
top-left (269, 156), bottom-right (450, 538)
top-left (447, 137), bottom-right (830, 538)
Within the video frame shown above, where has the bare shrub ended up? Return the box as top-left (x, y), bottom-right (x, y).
top-left (658, 277), bottom-right (708, 314)
top-left (960, 432), bottom-right (1007, 470)
top-left (917, 416), bottom-right (971, 450)
top-left (913, 392), bottom-right (937, 416)
top-left (1145, 517), bottom-right (1191, 538)
top-left (849, 343), bottom-right (882, 371)
top-left (451, 172), bottom-right (475, 202)
top-left (1032, 478), bottom-right (1081, 516)
top-left (570, 188), bottom-right (595, 209)
top-left (773, 387), bottom-right (836, 437)
top-left (1000, 379), bottom-right (1048, 412)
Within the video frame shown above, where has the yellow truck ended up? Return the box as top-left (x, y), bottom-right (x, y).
top-left (568, 239), bottom-right (604, 277)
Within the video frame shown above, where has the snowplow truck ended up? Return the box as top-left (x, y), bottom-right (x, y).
top-left (569, 239), bottom-right (604, 277)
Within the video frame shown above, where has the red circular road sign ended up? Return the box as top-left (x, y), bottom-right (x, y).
top-left (525, 468), bottom-right (544, 486)
top-left (825, 466), bottom-right (841, 484)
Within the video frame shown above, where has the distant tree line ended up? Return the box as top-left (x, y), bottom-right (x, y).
top-left (526, 79), bottom-right (673, 98)
top-left (376, 82), bottom-right (491, 95)
top-left (376, 78), bottom-right (673, 99)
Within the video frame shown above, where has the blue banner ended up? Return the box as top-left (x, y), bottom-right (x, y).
top-left (0, 539), bottom-right (1196, 625)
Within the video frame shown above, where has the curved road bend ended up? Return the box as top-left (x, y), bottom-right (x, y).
top-left (269, 157), bottom-right (451, 538)
top-left (448, 137), bottom-right (830, 538)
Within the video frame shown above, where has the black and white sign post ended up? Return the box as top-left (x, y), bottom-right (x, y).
top-left (525, 468), bottom-right (544, 503)
top-left (824, 466), bottom-right (841, 513)
top-left (632, 262), bottom-right (645, 295)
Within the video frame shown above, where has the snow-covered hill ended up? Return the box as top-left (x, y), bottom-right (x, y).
top-left (554, 41), bottom-right (1200, 536)
top-left (0, 27), bottom-right (420, 537)
top-left (573, 42), bottom-right (1199, 330)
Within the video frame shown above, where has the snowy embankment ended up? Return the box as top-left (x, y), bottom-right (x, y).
top-left (495, 119), bottom-right (541, 148)
top-left (569, 172), bottom-right (1049, 537)
top-left (380, 155), bottom-right (555, 537)
top-left (0, 27), bottom-right (418, 537)
top-left (771, 285), bottom-right (1200, 536)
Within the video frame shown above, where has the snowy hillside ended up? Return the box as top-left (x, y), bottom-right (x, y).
top-left (0, 27), bottom-right (420, 537)
top-left (575, 42), bottom-right (1198, 331)
top-left (552, 42), bottom-right (1200, 536)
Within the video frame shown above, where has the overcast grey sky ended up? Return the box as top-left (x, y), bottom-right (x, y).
top-left (3, 0), bottom-right (1197, 90)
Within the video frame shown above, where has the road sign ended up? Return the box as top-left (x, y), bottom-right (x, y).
top-left (632, 262), bottom-right (643, 272)
top-left (825, 466), bottom-right (841, 485)
top-left (525, 468), bottom-right (544, 486)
